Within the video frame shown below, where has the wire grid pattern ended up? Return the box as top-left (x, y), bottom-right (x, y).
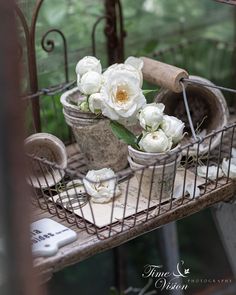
top-left (24, 37), bottom-right (236, 239)
top-left (27, 113), bottom-right (236, 240)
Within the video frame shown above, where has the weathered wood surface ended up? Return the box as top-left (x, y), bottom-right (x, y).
top-left (32, 176), bottom-right (235, 282)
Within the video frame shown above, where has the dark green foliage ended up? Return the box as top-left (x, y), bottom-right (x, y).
top-left (110, 121), bottom-right (139, 149)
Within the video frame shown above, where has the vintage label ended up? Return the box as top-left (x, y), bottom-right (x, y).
top-left (31, 218), bottom-right (77, 257)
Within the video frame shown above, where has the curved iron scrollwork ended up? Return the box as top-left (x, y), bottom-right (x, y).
top-left (14, 0), bottom-right (126, 130)
top-left (92, 0), bottom-right (126, 64)
top-left (104, 0), bottom-right (126, 64)
top-left (41, 29), bottom-right (69, 82)
top-left (92, 16), bottom-right (107, 57)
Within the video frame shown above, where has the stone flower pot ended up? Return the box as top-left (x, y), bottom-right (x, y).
top-left (60, 87), bottom-right (128, 171)
top-left (128, 145), bottom-right (181, 202)
top-left (25, 133), bottom-right (67, 189)
top-left (155, 75), bottom-right (229, 155)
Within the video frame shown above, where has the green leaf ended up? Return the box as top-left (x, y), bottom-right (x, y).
top-left (142, 89), bottom-right (158, 95)
top-left (109, 287), bottom-right (120, 295)
top-left (136, 132), bottom-right (143, 143)
top-left (110, 121), bottom-right (139, 149)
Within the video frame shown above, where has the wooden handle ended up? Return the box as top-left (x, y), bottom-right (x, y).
top-left (141, 57), bottom-right (189, 93)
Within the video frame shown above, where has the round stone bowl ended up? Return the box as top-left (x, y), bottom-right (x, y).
top-left (60, 87), bottom-right (128, 171)
top-left (155, 75), bottom-right (229, 155)
top-left (25, 133), bottom-right (67, 189)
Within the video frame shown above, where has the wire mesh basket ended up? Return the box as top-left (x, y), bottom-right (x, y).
top-left (27, 117), bottom-right (236, 240)
top-left (25, 39), bottom-right (236, 241)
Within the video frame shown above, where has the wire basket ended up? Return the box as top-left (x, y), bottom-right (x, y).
top-left (27, 118), bottom-right (236, 240)
top-left (25, 39), bottom-right (236, 240)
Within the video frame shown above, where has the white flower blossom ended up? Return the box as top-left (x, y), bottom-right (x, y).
top-left (231, 148), bottom-right (236, 158)
top-left (125, 56), bottom-right (144, 70)
top-left (76, 73), bottom-right (80, 84)
top-left (173, 183), bottom-right (200, 199)
top-left (83, 168), bottom-right (121, 203)
top-left (197, 165), bottom-right (223, 181)
top-left (77, 71), bottom-right (103, 95)
top-left (139, 130), bottom-right (172, 153)
top-left (161, 115), bottom-right (185, 144)
top-left (75, 56), bottom-right (102, 76)
top-left (88, 92), bottom-right (103, 114)
top-left (138, 103), bottom-right (165, 131)
top-left (125, 56), bottom-right (143, 86)
top-left (103, 57), bottom-right (143, 87)
top-left (222, 158), bottom-right (236, 179)
top-left (79, 101), bottom-right (90, 112)
top-left (99, 69), bottom-right (146, 122)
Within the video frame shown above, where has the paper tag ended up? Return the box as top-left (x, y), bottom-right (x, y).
top-left (31, 218), bottom-right (77, 257)
top-left (49, 170), bottom-right (204, 229)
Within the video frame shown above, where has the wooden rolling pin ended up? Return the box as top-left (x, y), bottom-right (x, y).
top-left (141, 57), bottom-right (189, 93)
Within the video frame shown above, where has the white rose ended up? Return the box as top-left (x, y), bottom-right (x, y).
top-left (88, 92), bottom-right (103, 114)
top-left (139, 130), bottom-right (172, 153)
top-left (161, 115), bottom-right (185, 144)
top-left (83, 168), bottom-right (121, 203)
top-left (125, 56), bottom-right (143, 86)
top-left (76, 73), bottom-right (80, 84)
top-left (222, 158), bottom-right (236, 179)
top-left (125, 56), bottom-right (144, 71)
top-left (103, 59), bottom-right (143, 87)
top-left (173, 183), bottom-right (200, 199)
top-left (138, 103), bottom-right (165, 131)
top-left (100, 70), bottom-right (146, 122)
top-left (197, 165), bottom-right (223, 181)
top-left (79, 101), bottom-right (90, 112)
top-left (231, 148), bottom-right (236, 158)
top-left (75, 56), bottom-right (102, 76)
top-left (77, 71), bottom-right (103, 95)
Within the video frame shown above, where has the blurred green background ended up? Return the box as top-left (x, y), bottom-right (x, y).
top-left (18, 0), bottom-right (236, 293)
top-left (20, 0), bottom-right (236, 141)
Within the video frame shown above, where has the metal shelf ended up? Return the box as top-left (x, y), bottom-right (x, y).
top-left (32, 144), bottom-right (235, 283)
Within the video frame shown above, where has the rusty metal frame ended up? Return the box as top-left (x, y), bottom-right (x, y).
top-left (104, 0), bottom-right (126, 64)
top-left (215, 0), bottom-right (236, 5)
top-left (15, 0), bottom-right (125, 131)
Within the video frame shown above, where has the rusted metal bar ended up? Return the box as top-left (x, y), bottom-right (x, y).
top-left (104, 0), bottom-right (125, 64)
top-left (41, 29), bottom-right (69, 83)
top-left (215, 0), bottom-right (236, 5)
top-left (0, 0), bottom-right (43, 294)
top-left (15, 1), bottom-right (44, 132)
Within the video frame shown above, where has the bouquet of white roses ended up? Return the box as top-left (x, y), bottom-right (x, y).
top-left (75, 55), bottom-right (185, 154)
top-left (75, 56), bottom-right (145, 124)
top-left (137, 103), bottom-right (185, 153)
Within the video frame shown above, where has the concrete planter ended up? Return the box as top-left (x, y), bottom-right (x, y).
top-left (128, 146), bottom-right (181, 202)
top-left (61, 87), bottom-right (128, 171)
top-left (25, 133), bottom-right (67, 188)
top-left (128, 144), bottom-right (180, 166)
top-left (156, 75), bottom-right (229, 155)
